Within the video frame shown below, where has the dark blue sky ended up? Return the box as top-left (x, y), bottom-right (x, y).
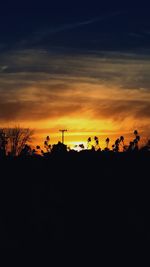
top-left (1, 4), bottom-right (150, 53)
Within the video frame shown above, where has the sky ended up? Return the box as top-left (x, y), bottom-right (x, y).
top-left (0, 3), bottom-right (150, 148)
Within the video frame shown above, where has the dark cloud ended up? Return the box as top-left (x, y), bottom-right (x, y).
top-left (92, 99), bottom-right (150, 121)
top-left (0, 90), bottom-right (149, 124)
top-left (1, 49), bottom-right (150, 90)
top-left (0, 100), bottom-right (84, 121)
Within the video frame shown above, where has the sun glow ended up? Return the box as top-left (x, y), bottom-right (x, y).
top-left (68, 141), bottom-right (88, 151)
top-left (0, 51), bottom-right (150, 149)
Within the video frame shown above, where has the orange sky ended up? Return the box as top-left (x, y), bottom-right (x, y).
top-left (0, 50), bottom-right (150, 149)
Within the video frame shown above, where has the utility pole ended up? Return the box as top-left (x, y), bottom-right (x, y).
top-left (59, 129), bottom-right (67, 144)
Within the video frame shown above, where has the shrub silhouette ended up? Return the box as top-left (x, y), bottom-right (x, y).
top-left (140, 139), bottom-right (150, 152)
top-left (0, 127), bottom-right (149, 157)
top-left (51, 141), bottom-right (67, 154)
top-left (20, 144), bottom-right (32, 157)
top-left (79, 144), bottom-right (85, 150)
top-left (128, 130), bottom-right (141, 151)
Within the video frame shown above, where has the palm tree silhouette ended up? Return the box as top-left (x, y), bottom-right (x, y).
top-left (114, 138), bottom-right (120, 152)
top-left (134, 130), bottom-right (138, 136)
top-left (128, 141), bottom-right (134, 151)
top-left (0, 129), bottom-right (8, 157)
top-left (120, 136), bottom-right (124, 144)
top-left (133, 130), bottom-right (140, 151)
top-left (44, 135), bottom-right (51, 152)
top-left (119, 136), bottom-right (125, 151)
top-left (87, 137), bottom-right (92, 149)
top-left (106, 137), bottom-right (110, 149)
top-left (94, 136), bottom-right (99, 150)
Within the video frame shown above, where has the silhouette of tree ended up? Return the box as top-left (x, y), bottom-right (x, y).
top-left (94, 136), bottom-right (99, 151)
top-left (120, 136), bottom-right (124, 144)
top-left (74, 144), bottom-right (84, 151)
top-left (35, 145), bottom-right (45, 155)
top-left (94, 136), bottom-right (98, 144)
top-left (20, 144), bottom-right (32, 157)
top-left (133, 139), bottom-right (139, 151)
top-left (133, 130), bottom-right (140, 151)
top-left (73, 144), bottom-right (85, 152)
top-left (104, 137), bottom-right (110, 151)
top-left (79, 144), bottom-right (85, 150)
top-left (32, 149), bottom-right (36, 155)
top-left (1, 126), bottom-right (33, 156)
top-left (134, 130), bottom-right (138, 136)
top-left (112, 136), bottom-right (126, 152)
top-left (112, 138), bottom-right (120, 152)
top-left (128, 141), bottom-right (134, 152)
top-left (0, 129), bottom-right (8, 157)
top-left (147, 139), bottom-right (150, 150)
top-left (91, 145), bottom-right (95, 152)
top-left (140, 139), bottom-right (150, 152)
top-left (51, 141), bottom-right (67, 154)
top-left (119, 136), bottom-right (125, 151)
top-left (0, 127), bottom-right (149, 158)
top-left (87, 137), bottom-right (92, 149)
top-left (147, 139), bottom-right (150, 146)
top-left (44, 136), bottom-right (51, 153)
top-left (106, 137), bottom-right (110, 148)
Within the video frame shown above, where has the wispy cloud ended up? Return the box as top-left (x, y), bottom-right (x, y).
top-left (0, 49), bottom-right (149, 135)
top-left (44, 11), bottom-right (121, 33)
top-left (19, 12), bottom-right (122, 46)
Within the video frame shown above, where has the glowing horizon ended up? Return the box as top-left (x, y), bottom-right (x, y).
top-left (0, 50), bottom-right (150, 149)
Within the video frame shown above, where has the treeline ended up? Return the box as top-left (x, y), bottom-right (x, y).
top-left (0, 127), bottom-right (150, 158)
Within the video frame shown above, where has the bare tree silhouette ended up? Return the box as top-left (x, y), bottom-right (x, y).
top-left (0, 129), bottom-right (8, 157)
top-left (0, 126), bottom-right (34, 156)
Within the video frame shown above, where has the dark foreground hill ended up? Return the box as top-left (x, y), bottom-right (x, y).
top-left (0, 151), bottom-right (149, 258)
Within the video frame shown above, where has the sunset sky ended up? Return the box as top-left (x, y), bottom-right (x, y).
top-left (0, 3), bottom-right (150, 149)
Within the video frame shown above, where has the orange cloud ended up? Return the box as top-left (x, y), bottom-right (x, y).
top-left (0, 49), bottom-right (150, 146)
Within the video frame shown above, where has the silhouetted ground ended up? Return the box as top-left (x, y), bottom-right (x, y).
top-left (0, 151), bottom-right (149, 258)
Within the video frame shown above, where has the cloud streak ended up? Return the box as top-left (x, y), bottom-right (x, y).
top-left (0, 49), bottom-right (149, 135)
top-left (31, 11), bottom-right (122, 43)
